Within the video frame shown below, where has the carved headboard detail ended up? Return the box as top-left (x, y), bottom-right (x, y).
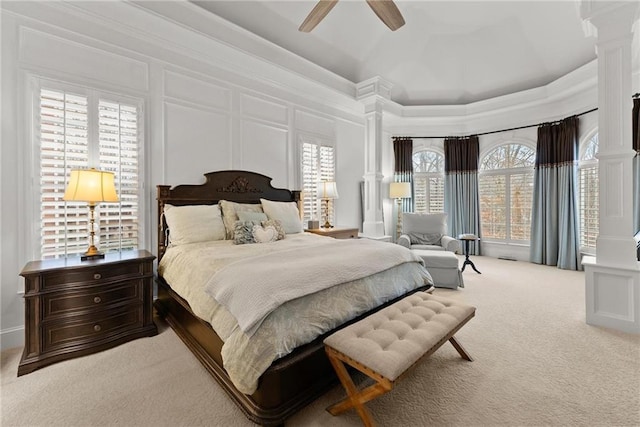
top-left (156, 170), bottom-right (302, 261)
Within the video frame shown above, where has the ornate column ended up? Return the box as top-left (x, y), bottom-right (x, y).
top-left (581, 1), bottom-right (640, 333)
top-left (357, 77), bottom-right (392, 237)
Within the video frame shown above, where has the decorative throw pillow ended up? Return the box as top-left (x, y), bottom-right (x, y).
top-left (233, 220), bottom-right (286, 245)
top-left (219, 200), bottom-right (264, 239)
top-left (262, 219), bottom-right (286, 241)
top-left (260, 199), bottom-right (303, 234)
top-left (408, 232), bottom-right (443, 246)
top-left (164, 204), bottom-right (226, 246)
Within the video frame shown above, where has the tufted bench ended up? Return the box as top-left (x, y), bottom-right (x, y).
top-left (323, 292), bottom-right (475, 426)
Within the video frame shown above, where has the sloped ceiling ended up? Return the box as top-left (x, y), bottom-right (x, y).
top-left (193, 1), bottom-right (598, 106)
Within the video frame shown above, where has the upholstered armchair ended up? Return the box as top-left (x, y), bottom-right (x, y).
top-left (397, 212), bottom-right (460, 253)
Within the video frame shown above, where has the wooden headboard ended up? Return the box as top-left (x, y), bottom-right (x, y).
top-left (156, 170), bottom-right (302, 261)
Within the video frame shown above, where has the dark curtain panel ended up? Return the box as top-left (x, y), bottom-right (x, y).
top-left (393, 137), bottom-right (414, 213)
top-left (444, 135), bottom-right (481, 255)
top-left (530, 116), bottom-right (581, 270)
top-left (633, 98), bottom-right (640, 232)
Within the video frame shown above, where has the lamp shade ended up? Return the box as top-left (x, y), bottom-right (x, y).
top-left (63, 168), bottom-right (119, 203)
top-left (389, 182), bottom-right (412, 199)
top-left (317, 181), bottom-right (339, 199)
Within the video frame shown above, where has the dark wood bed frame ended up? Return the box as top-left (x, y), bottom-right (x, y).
top-left (154, 170), bottom-right (428, 426)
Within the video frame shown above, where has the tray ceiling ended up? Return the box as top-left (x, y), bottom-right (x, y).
top-left (193, 1), bottom-right (598, 106)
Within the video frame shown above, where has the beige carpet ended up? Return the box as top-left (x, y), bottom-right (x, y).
top-left (2, 256), bottom-right (639, 426)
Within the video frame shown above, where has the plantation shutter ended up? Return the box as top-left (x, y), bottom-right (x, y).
top-left (479, 174), bottom-right (507, 239)
top-left (98, 100), bottom-right (139, 252)
top-left (40, 89), bottom-right (90, 258)
top-left (413, 176), bottom-right (428, 213)
top-left (509, 172), bottom-right (533, 241)
top-left (300, 140), bottom-right (335, 224)
top-left (579, 165), bottom-right (598, 248)
top-left (413, 175), bottom-right (444, 214)
top-left (428, 176), bottom-right (445, 213)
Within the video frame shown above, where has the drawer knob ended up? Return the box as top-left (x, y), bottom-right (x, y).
top-left (93, 296), bottom-right (102, 304)
top-left (93, 324), bottom-right (102, 332)
top-left (93, 273), bottom-right (102, 280)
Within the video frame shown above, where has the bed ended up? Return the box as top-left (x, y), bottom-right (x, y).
top-left (154, 170), bottom-right (433, 426)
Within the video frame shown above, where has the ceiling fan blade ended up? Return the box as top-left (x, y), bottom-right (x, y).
top-left (366, 0), bottom-right (405, 31)
top-left (299, 0), bottom-right (339, 32)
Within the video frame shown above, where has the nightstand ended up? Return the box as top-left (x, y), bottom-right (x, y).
top-left (18, 250), bottom-right (157, 376)
top-left (307, 227), bottom-right (359, 239)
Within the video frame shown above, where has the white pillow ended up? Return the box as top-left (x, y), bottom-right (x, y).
top-left (164, 204), bottom-right (226, 246)
top-left (260, 199), bottom-right (303, 234)
top-left (219, 200), bottom-right (264, 239)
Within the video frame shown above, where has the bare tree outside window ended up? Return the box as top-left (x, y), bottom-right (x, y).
top-left (479, 143), bottom-right (535, 242)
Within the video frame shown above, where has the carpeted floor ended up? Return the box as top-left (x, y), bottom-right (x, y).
top-left (2, 256), bottom-right (639, 426)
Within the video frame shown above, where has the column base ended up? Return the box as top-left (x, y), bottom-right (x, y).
top-left (583, 256), bottom-right (640, 334)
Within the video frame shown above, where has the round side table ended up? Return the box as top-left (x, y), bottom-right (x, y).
top-left (458, 234), bottom-right (481, 274)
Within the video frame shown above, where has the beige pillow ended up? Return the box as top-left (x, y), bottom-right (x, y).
top-left (219, 200), bottom-right (264, 239)
top-left (260, 199), bottom-right (303, 234)
top-left (164, 204), bottom-right (225, 246)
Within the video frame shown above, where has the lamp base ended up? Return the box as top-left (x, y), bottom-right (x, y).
top-left (81, 245), bottom-right (105, 261)
top-left (322, 221), bottom-right (334, 229)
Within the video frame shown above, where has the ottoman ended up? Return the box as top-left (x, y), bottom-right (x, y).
top-left (413, 249), bottom-right (464, 289)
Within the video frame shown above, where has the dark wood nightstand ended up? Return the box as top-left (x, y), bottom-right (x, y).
top-left (18, 250), bottom-right (157, 376)
top-left (307, 227), bottom-right (359, 239)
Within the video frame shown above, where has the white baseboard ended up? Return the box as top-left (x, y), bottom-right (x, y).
top-left (1, 326), bottom-right (24, 351)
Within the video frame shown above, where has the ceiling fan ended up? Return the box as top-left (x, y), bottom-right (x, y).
top-left (299, 0), bottom-right (405, 32)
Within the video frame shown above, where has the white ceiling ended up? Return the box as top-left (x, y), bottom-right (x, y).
top-left (193, 1), bottom-right (598, 106)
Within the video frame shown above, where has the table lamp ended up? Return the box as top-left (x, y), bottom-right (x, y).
top-left (389, 182), bottom-right (411, 238)
top-left (63, 168), bottom-right (119, 260)
top-left (317, 181), bottom-right (339, 228)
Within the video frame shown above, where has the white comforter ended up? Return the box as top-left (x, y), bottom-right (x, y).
top-left (158, 233), bottom-right (432, 394)
top-left (206, 238), bottom-right (424, 336)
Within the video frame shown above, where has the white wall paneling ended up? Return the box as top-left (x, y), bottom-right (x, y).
top-left (240, 120), bottom-right (289, 188)
top-left (241, 93), bottom-right (288, 125)
top-left (164, 70), bottom-right (231, 111)
top-left (164, 102), bottom-right (232, 185)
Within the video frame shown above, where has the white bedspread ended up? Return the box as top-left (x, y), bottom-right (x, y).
top-left (205, 238), bottom-right (424, 336)
top-left (158, 233), bottom-right (433, 394)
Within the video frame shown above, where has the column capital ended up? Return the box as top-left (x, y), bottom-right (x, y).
top-left (580, 1), bottom-right (640, 41)
top-left (356, 76), bottom-right (393, 113)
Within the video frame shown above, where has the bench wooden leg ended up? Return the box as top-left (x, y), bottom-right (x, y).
top-left (449, 336), bottom-right (473, 361)
top-left (325, 347), bottom-right (393, 427)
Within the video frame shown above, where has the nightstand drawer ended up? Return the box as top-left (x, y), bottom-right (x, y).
top-left (41, 262), bottom-right (144, 290)
top-left (43, 305), bottom-right (144, 352)
top-left (43, 281), bottom-right (143, 320)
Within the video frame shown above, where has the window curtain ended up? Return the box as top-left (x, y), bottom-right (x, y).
top-left (444, 136), bottom-right (481, 255)
top-left (530, 116), bottom-right (581, 270)
top-left (393, 137), bottom-right (414, 213)
top-left (633, 97), bottom-right (639, 233)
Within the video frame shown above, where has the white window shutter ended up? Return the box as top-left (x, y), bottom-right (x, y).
top-left (300, 140), bottom-right (335, 224)
top-left (98, 100), bottom-right (139, 252)
top-left (39, 89), bottom-right (90, 258)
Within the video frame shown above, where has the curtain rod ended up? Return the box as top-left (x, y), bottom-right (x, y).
top-left (403, 107), bottom-right (598, 139)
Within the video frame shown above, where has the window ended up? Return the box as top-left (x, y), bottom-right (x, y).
top-left (412, 150), bottom-right (444, 214)
top-left (38, 84), bottom-right (142, 259)
top-left (300, 135), bottom-right (335, 225)
top-left (579, 133), bottom-right (599, 250)
top-left (479, 143), bottom-right (535, 243)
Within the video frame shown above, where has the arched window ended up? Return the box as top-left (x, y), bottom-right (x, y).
top-left (579, 133), bottom-right (598, 250)
top-left (412, 150), bottom-right (444, 213)
top-left (479, 143), bottom-right (535, 243)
